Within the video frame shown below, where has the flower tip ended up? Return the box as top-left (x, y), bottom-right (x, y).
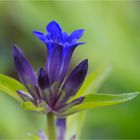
top-left (12, 44), bottom-right (21, 56)
top-left (49, 20), bottom-right (59, 24)
top-left (32, 31), bottom-right (47, 42)
top-left (12, 45), bottom-right (25, 61)
top-left (84, 59), bottom-right (88, 63)
top-left (79, 29), bottom-right (85, 34)
top-left (76, 96), bottom-right (85, 104)
top-left (48, 20), bottom-right (60, 27)
top-left (38, 67), bottom-right (45, 77)
top-left (17, 90), bottom-right (22, 95)
top-left (32, 30), bottom-right (41, 35)
top-left (71, 96), bottom-right (85, 105)
top-left (12, 44), bottom-right (18, 50)
top-left (32, 30), bottom-right (37, 34)
top-left (81, 59), bottom-right (88, 69)
top-left (81, 42), bottom-right (86, 44)
top-left (46, 20), bottom-right (62, 33)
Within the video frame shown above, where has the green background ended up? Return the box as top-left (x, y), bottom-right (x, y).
top-left (0, 1), bottom-right (140, 139)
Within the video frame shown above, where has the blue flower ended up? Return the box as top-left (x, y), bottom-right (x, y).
top-left (12, 21), bottom-right (88, 116)
top-left (33, 21), bottom-right (85, 83)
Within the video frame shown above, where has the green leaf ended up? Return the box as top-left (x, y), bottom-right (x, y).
top-left (66, 112), bottom-right (86, 140)
top-left (72, 64), bottom-right (112, 100)
top-left (21, 101), bottom-right (45, 112)
top-left (0, 74), bottom-right (27, 101)
top-left (59, 92), bottom-right (139, 116)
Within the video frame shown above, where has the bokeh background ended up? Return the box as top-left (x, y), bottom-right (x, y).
top-left (0, 1), bottom-right (140, 139)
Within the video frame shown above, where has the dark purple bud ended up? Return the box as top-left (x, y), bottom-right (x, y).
top-left (38, 68), bottom-right (53, 106)
top-left (12, 45), bottom-right (37, 89)
top-left (38, 68), bottom-right (50, 90)
top-left (62, 59), bottom-right (88, 101)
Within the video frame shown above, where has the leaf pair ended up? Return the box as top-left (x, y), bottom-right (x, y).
top-left (0, 69), bottom-right (139, 117)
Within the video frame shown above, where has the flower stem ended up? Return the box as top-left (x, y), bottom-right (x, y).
top-left (47, 113), bottom-right (56, 140)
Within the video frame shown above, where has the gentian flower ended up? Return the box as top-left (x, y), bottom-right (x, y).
top-left (13, 21), bottom-right (88, 117)
top-left (0, 20), bottom-right (137, 140)
top-left (0, 19), bottom-right (137, 140)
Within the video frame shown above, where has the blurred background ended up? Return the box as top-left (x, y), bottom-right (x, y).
top-left (0, 1), bottom-right (140, 139)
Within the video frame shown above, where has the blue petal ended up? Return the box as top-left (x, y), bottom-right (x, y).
top-left (68, 29), bottom-right (85, 43)
top-left (12, 45), bottom-right (37, 89)
top-left (46, 44), bottom-right (63, 84)
top-left (62, 32), bottom-right (68, 43)
top-left (46, 21), bottom-right (62, 42)
top-left (59, 45), bottom-right (75, 81)
top-left (59, 42), bottom-right (85, 83)
top-left (62, 59), bottom-right (88, 101)
top-left (33, 31), bottom-right (47, 42)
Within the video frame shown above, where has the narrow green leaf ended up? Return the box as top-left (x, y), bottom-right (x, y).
top-left (0, 74), bottom-right (27, 101)
top-left (59, 92), bottom-right (139, 116)
top-left (21, 101), bottom-right (45, 112)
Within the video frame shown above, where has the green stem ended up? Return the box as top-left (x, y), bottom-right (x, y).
top-left (47, 113), bottom-right (56, 140)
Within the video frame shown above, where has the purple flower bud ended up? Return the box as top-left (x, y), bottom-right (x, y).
top-left (38, 68), bottom-right (50, 90)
